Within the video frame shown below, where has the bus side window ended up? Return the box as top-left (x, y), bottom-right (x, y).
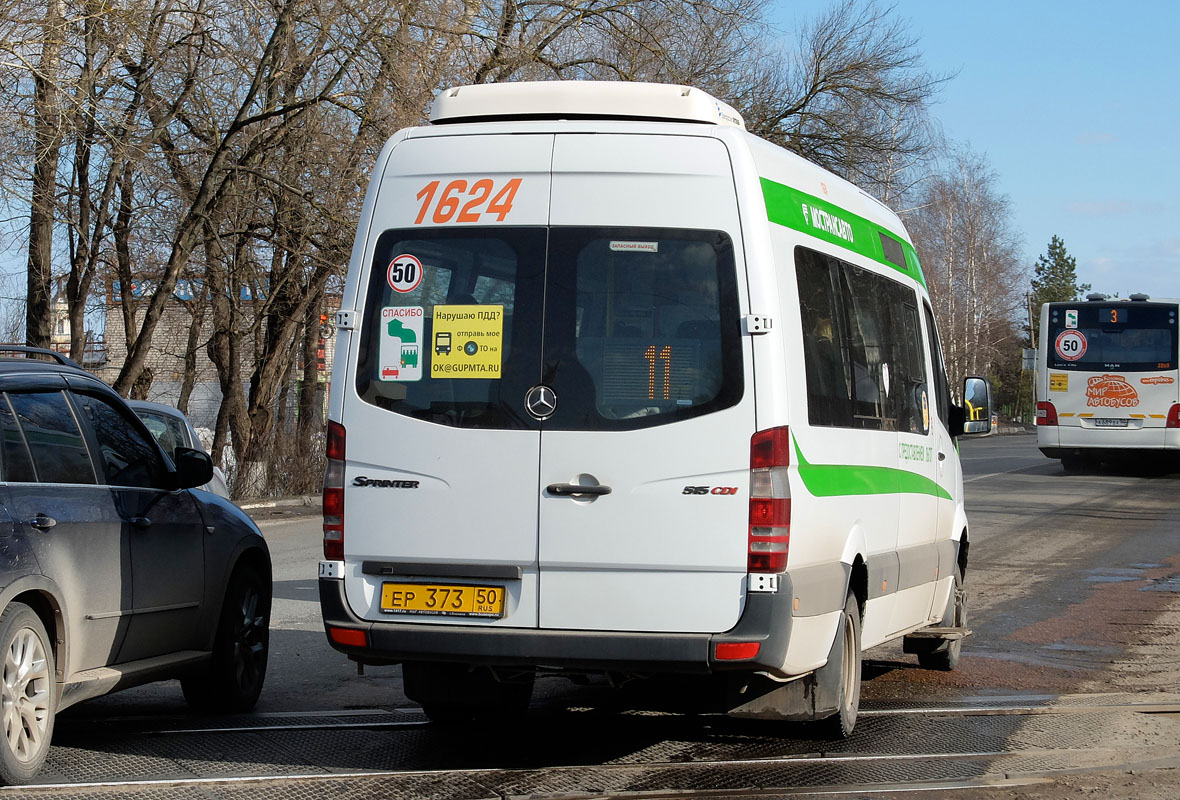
top-left (890, 295), bottom-right (929, 435)
top-left (922, 302), bottom-right (950, 427)
top-left (796, 246), bottom-right (928, 434)
top-left (795, 248), bottom-right (854, 428)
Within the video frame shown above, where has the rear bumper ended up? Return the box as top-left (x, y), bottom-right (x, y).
top-left (1040, 446), bottom-right (1175, 459)
top-left (319, 573), bottom-right (794, 675)
top-left (1039, 425), bottom-right (1180, 455)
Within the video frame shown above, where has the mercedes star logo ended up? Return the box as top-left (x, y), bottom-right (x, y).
top-left (525, 385), bottom-right (557, 419)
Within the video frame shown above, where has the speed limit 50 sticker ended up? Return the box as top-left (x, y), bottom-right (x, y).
top-left (1055, 329), bottom-right (1088, 361)
top-left (388, 254), bottom-right (423, 294)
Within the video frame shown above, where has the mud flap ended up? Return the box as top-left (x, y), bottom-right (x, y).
top-left (724, 611), bottom-right (845, 721)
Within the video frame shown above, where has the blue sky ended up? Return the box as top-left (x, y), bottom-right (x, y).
top-left (779, 0), bottom-right (1180, 302)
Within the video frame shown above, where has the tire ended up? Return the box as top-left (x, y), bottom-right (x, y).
top-left (817, 592), bottom-right (861, 739)
top-left (917, 565), bottom-right (966, 672)
top-left (182, 564), bottom-right (270, 713)
top-left (403, 661), bottom-right (534, 724)
top-left (0, 604), bottom-right (55, 785)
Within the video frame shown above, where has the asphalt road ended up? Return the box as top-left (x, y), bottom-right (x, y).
top-left (33, 431), bottom-right (1180, 797)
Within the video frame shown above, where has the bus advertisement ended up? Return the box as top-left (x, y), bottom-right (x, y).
top-left (1036, 294), bottom-right (1180, 471)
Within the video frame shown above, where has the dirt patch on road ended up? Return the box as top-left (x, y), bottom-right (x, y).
top-left (862, 553), bottom-right (1180, 704)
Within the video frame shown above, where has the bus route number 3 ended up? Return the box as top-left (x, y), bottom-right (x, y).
top-left (415, 178), bottom-right (522, 224)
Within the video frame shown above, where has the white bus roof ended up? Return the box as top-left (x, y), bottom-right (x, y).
top-left (430, 81), bottom-right (746, 130)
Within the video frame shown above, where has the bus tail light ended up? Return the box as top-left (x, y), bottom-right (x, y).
top-left (1036, 401), bottom-right (1058, 426)
top-left (749, 426), bottom-right (790, 573)
top-left (323, 421), bottom-right (346, 560)
top-left (1168, 404), bottom-right (1180, 428)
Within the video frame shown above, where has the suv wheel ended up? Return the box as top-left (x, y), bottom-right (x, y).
top-left (182, 564), bottom-right (270, 713)
top-left (0, 604), bottom-right (55, 785)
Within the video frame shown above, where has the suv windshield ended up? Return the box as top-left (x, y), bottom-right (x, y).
top-left (356, 226), bottom-right (742, 430)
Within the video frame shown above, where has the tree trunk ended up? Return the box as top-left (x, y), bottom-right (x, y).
top-left (177, 301), bottom-right (206, 414)
top-left (297, 291), bottom-right (325, 444)
top-left (26, 0), bottom-right (65, 349)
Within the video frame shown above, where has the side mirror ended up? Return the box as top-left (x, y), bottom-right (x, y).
top-left (172, 446), bottom-right (214, 489)
top-left (961, 377), bottom-right (993, 436)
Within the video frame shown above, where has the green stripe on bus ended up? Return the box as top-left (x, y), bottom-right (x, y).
top-left (760, 177), bottom-right (927, 288)
top-left (794, 437), bottom-right (952, 501)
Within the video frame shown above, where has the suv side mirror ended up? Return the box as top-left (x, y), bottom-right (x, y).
top-left (961, 377), bottom-right (993, 436)
top-left (172, 446), bottom-right (214, 489)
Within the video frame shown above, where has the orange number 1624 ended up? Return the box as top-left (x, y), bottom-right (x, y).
top-left (414, 178), bottom-right (522, 225)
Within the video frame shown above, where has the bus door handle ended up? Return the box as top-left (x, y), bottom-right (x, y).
top-left (938, 451), bottom-right (947, 462)
top-left (547, 483), bottom-right (612, 497)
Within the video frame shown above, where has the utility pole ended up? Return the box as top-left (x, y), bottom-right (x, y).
top-left (1026, 291), bottom-right (1037, 424)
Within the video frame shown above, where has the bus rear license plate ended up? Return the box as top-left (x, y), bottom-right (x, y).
top-left (380, 582), bottom-right (505, 618)
top-left (1093, 418), bottom-right (1128, 428)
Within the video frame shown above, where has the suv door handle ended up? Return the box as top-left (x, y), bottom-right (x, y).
top-left (546, 483), bottom-right (612, 497)
top-left (130, 516), bottom-right (152, 529)
top-left (28, 515), bottom-right (57, 531)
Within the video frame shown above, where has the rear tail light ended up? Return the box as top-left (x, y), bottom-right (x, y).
top-left (1168, 404), bottom-right (1180, 428)
top-left (1036, 401), bottom-right (1058, 426)
top-left (323, 421), bottom-right (345, 560)
top-left (749, 426), bottom-right (790, 573)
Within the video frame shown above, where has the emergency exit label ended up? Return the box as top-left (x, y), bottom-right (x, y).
top-left (431, 305), bottom-right (503, 379)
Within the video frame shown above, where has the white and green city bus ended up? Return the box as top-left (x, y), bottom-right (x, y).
top-left (1037, 293), bottom-right (1180, 471)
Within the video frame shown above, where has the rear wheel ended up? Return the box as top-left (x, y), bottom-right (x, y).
top-left (817, 592), bottom-right (861, 739)
top-left (0, 604), bottom-right (55, 785)
top-left (403, 661), bottom-right (534, 723)
top-left (917, 565), bottom-right (966, 671)
top-left (182, 564), bottom-right (270, 713)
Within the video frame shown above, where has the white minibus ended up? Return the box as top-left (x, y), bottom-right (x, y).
top-left (319, 81), bottom-right (992, 735)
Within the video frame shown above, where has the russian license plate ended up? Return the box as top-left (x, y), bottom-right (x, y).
top-left (1093, 418), bottom-right (1128, 428)
top-left (380, 582), bottom-right (506, 618)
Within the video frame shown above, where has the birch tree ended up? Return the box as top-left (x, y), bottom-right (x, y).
top-left (905, 146), bottom-right (1025, 387)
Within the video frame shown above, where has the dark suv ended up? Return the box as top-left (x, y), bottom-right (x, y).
top-left (0, 347), bottom-right (271, 784)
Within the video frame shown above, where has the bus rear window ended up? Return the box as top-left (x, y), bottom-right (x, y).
top-left (1047, 303), bottom-right (1178, 371)
top-left (541, 227), bottom-right (744, 430)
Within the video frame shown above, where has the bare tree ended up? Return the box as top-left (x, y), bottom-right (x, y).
top-left (447, 0), bottom-right (765, 85)
top-left (729, 0), bottom-right (946, 200)
top-left (905, 145), bottom-right (1026, 387)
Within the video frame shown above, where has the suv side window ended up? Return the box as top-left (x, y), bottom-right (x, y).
top-left (5, 390), bottom-right (96, 484)
top-left (0, 394), bottom-right (37, 482)
top-left (72, 393), bottom-right (165, 489)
